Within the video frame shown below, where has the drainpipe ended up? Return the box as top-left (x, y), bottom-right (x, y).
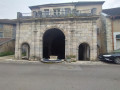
top-left (111, 16), bottom-right (114, 50)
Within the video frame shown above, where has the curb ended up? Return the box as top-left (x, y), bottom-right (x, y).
top-left (0, 59), bottom-right (108, 65)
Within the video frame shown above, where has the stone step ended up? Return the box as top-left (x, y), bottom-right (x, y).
top-left (41, 59), bottom-right (63, 63)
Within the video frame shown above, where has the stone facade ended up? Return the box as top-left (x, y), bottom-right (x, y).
top-left (0, 20), bottom-right (16, 39)
top-left (100, 15), bottom-right (113, 53)
top-left (0, 19), bottom-right (16, 54)
top-left (105, 18), bottom-right (113, 52)
top-left (0, 24), bottom-right (14, 38)
top-left (15, 1), bottom-right (104, 61)
top-left (15, 17), bottom-right (98, 60)
top-left (101, 14), bottom-right (120, 53)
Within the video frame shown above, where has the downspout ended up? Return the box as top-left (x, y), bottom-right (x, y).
top-left (111, 17), bottom-right (114, 50)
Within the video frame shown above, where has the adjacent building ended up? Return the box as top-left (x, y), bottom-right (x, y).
top-left (101, 7), bottom-right (120, 53)
top-left (0, 19), bottom-right (16, 53)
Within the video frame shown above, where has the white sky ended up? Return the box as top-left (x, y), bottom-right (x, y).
top-left (0, 0), bottom-right (120, 19)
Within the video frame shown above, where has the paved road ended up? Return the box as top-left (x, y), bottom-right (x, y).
top-left (0, 62), bottom-right (120, 90)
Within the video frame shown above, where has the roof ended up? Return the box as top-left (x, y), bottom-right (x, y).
top-left (29, 1), bottom-right (105, 9)
top-left (0, 19), bottom-right (17, 25)
top-left (102, 7), bottom-right (120, 16)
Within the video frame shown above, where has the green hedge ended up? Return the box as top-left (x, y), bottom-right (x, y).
top-left (0, 51), bottom-right (14, 57)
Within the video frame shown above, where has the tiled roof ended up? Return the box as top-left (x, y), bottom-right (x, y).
top-left (0, 19), bottom-right (16, 24)
top-left (102, 7), bottom-right (120, 16)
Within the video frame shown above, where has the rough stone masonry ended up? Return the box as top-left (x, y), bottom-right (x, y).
top-left (15, 16), bottom-right (98, 61)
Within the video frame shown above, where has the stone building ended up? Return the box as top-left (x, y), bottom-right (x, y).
top-left (0, 19), bottom-right (16, 38)
top-left (15, 1), bottom-right (104, 61)
top-left (101, 7), bottom-right (120, 53)
top-left (0, 19), bottom-right (16, 53)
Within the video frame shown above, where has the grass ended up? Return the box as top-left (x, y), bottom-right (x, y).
top-left (0, 51), bottom-right (14, 57)
top-left (66, 55), bottom-right (76, 59)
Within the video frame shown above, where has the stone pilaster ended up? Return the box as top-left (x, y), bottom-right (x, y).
top-left (106, 18), bottom-right (113, 52)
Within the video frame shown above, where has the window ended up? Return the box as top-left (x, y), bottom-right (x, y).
top-left (0, 24), bottom-right (3, 29)
top-left (116, 34), bottom-right (120, 39)
top-left (91, 8), bottom-right (97, 15)
top-left (65, 8), bottom-right (71, 15)
top-left (44, 9), bottom-right (49, 16)
top-left (54, 8), bottom-right (60, 16)
top-left (0, 32), bottom-right (3, 38)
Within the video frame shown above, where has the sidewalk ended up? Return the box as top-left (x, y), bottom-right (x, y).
top-left (0, 55), bottom-right (108, 65)
top-left (0, 55), bottom-right (40, 64)
top-left (63, 61), bottom-right (108, 65)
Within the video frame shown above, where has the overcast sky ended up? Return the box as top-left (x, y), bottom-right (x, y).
top-left (0, 0), bottom-right (120, 19)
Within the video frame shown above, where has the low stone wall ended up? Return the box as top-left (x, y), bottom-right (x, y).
top-left (0, 40), bottom-right (15, 53)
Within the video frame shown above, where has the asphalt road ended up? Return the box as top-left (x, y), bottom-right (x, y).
top-left (0, 62), bottom-right (120, 90)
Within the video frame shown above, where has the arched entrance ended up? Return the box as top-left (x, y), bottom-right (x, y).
top-left (78, 43), bottom-right (90, 60)
top-left (43, 28), bottom-right (65, 59)
top-left (21, 43), bottom-right (30, 60)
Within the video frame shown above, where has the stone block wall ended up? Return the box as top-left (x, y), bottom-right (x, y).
top-left (15, 17), bottom-right (98, 60)
top-left (100, 15), bottom-right (113, 53)
top-left (0, 40), bottom-right (15, 53)
top-left (106, 18), bottom-right (113, 52)
top-left (0, 24), bottom-right (16, 38)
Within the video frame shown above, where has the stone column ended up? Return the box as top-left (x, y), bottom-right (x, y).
top-left (15, 21), bottom-right (21, 60)
top-left (65, 39), bottom-right (68, 59)
top-left (90, 23), bottom-right (97, 61)
top-left (40, 38), bottom-right (43, 59)
top-left (38, 21), bottom-right (42, 60)
top-left (30, 22), bottom-right (36, 59)
top-left (39, 29), bottom-right (43, 60)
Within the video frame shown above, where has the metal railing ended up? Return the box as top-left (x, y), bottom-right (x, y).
top-left (17, 9), bottom-right (96, 19)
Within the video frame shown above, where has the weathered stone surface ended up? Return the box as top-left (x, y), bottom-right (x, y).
top-left (15, 17), bottom-right (98, 61)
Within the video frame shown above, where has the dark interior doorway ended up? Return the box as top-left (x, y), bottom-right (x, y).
top-left (78, 43), bottom-right (90, 60)
top-left (43, 28), bottom-right (65, 59)
top-left (21, 43), bottom-right (30, 60)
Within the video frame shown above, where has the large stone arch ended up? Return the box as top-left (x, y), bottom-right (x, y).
top-left (39, 26), bottom-right (69, 59)
top-left (41, 26), bottom-right (67, 39)
top-left (42, 28), bottom-right (65, 59)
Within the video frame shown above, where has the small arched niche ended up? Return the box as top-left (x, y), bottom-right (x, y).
top-left (21, 43), bottom-right (30, 60)
top-left (78, 43), bottom-right (90, 60)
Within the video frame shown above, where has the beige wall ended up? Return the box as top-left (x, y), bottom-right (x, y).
top-left (31, 4), bottom-right (103, 15)
top-left (31, 6), bottom-right (74, 12)
top-left (40, 6), bottom-right (74, 11)
top-left (113, 19), bottom-right (120, 50)
top-left (76, 4), bottom-right (102, 15)
top-left (113, 19), bottom-right (120, 32)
